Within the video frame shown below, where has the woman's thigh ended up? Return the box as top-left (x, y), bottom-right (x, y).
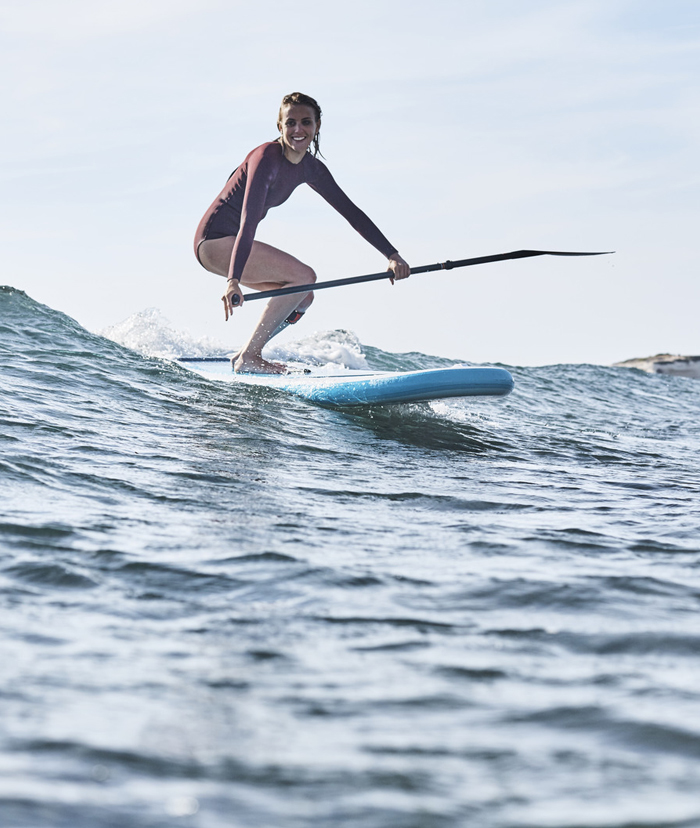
top-left (197, 238), bottom-right (315, 291)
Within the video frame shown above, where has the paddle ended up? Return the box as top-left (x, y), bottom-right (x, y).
top-left (232, 249), bottom-right (613, 305)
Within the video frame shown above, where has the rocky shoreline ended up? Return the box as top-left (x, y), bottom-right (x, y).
top-left (614, 354), bottom-right (700, 379)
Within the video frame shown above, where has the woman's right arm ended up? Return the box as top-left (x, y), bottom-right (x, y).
top-left (221, 146), bottom-right (279, 319)
top-left (229, 147), bottom-right (279, 282)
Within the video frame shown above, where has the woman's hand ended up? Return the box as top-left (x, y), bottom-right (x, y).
top-left (387, 253), bottom-right (410, 284)
top-left (222, 278), bottom-right (244, 321)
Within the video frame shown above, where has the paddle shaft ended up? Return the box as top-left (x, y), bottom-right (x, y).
top-left (232, 249), bottom-right (612, 305)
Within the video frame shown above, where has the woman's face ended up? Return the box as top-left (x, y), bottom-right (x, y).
top-left (278, 104), bottom-right (319, 161)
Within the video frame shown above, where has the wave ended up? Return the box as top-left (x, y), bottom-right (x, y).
top-left (3, 286), bottom-right (700, 466)
top-left (3, 287), bottom-right (700, 827)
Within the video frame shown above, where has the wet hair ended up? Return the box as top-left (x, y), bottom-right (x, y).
top-left (277, 92), bottom-right (323, 158)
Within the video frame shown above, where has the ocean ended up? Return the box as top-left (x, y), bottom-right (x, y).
top-left (2, 284), bottom-right (700, 828)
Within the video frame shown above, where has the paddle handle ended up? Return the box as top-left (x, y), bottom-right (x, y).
top-left (233, 249), bottom-right (613, 303)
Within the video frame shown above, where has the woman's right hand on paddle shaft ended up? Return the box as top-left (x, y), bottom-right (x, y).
top-left (222, 278), bottom-right (244, 321)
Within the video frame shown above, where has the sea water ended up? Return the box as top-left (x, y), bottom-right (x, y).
top-left (2, 285), bottom-right (700, 828)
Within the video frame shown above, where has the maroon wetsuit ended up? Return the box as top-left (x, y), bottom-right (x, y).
top-left (194, 140), bottom-right (398, 282)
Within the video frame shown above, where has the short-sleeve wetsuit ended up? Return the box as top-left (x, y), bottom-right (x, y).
top-left (194, 140), bottom-right (398, 282)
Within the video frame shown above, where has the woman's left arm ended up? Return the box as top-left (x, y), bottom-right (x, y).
top-left (309, 162), bottom-right (410, 276)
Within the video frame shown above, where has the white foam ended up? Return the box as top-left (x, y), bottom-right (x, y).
top-left (98, 308), bottom-right (229, 359)
top-left (268, 329), bottom-right (369, 370)
top-left (429, 398), bottom-right (495, 425)
top-left (98, 308), bottom-right (370, 369)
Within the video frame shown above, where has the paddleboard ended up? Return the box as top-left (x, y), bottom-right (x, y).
top-left (176, 358), bottom-right (514, 407)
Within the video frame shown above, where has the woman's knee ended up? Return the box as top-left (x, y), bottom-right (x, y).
top-left (291, 263), bottom-right (316, 286)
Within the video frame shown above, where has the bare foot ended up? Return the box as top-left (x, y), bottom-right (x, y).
top-left (233, 355), bottom-right (288, 374)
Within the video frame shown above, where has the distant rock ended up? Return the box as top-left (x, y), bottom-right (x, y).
top-left (614, 354), bottom-right (700, 379)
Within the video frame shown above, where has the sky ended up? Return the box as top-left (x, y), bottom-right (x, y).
top-left (1, 0), bottom-right (698, 365)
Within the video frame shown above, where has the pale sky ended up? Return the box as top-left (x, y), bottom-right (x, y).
top-left (2, 0), bottom-right (698, 365)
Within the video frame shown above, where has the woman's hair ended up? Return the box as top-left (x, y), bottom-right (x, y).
top-left (277, 92), bottom-right (323, 157)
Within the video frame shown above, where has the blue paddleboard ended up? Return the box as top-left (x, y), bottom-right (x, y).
top-left (176, 358), bottom-right (514, 406)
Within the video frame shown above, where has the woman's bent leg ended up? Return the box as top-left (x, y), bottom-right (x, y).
top-left (197, 238), bottom-right (316, 373)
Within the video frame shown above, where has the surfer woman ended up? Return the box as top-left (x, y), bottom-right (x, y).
top-left (194, 92), bottom-right (410, 374)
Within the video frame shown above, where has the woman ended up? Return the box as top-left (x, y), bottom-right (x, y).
top-left (194, 92), bottom-right (410, 374)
